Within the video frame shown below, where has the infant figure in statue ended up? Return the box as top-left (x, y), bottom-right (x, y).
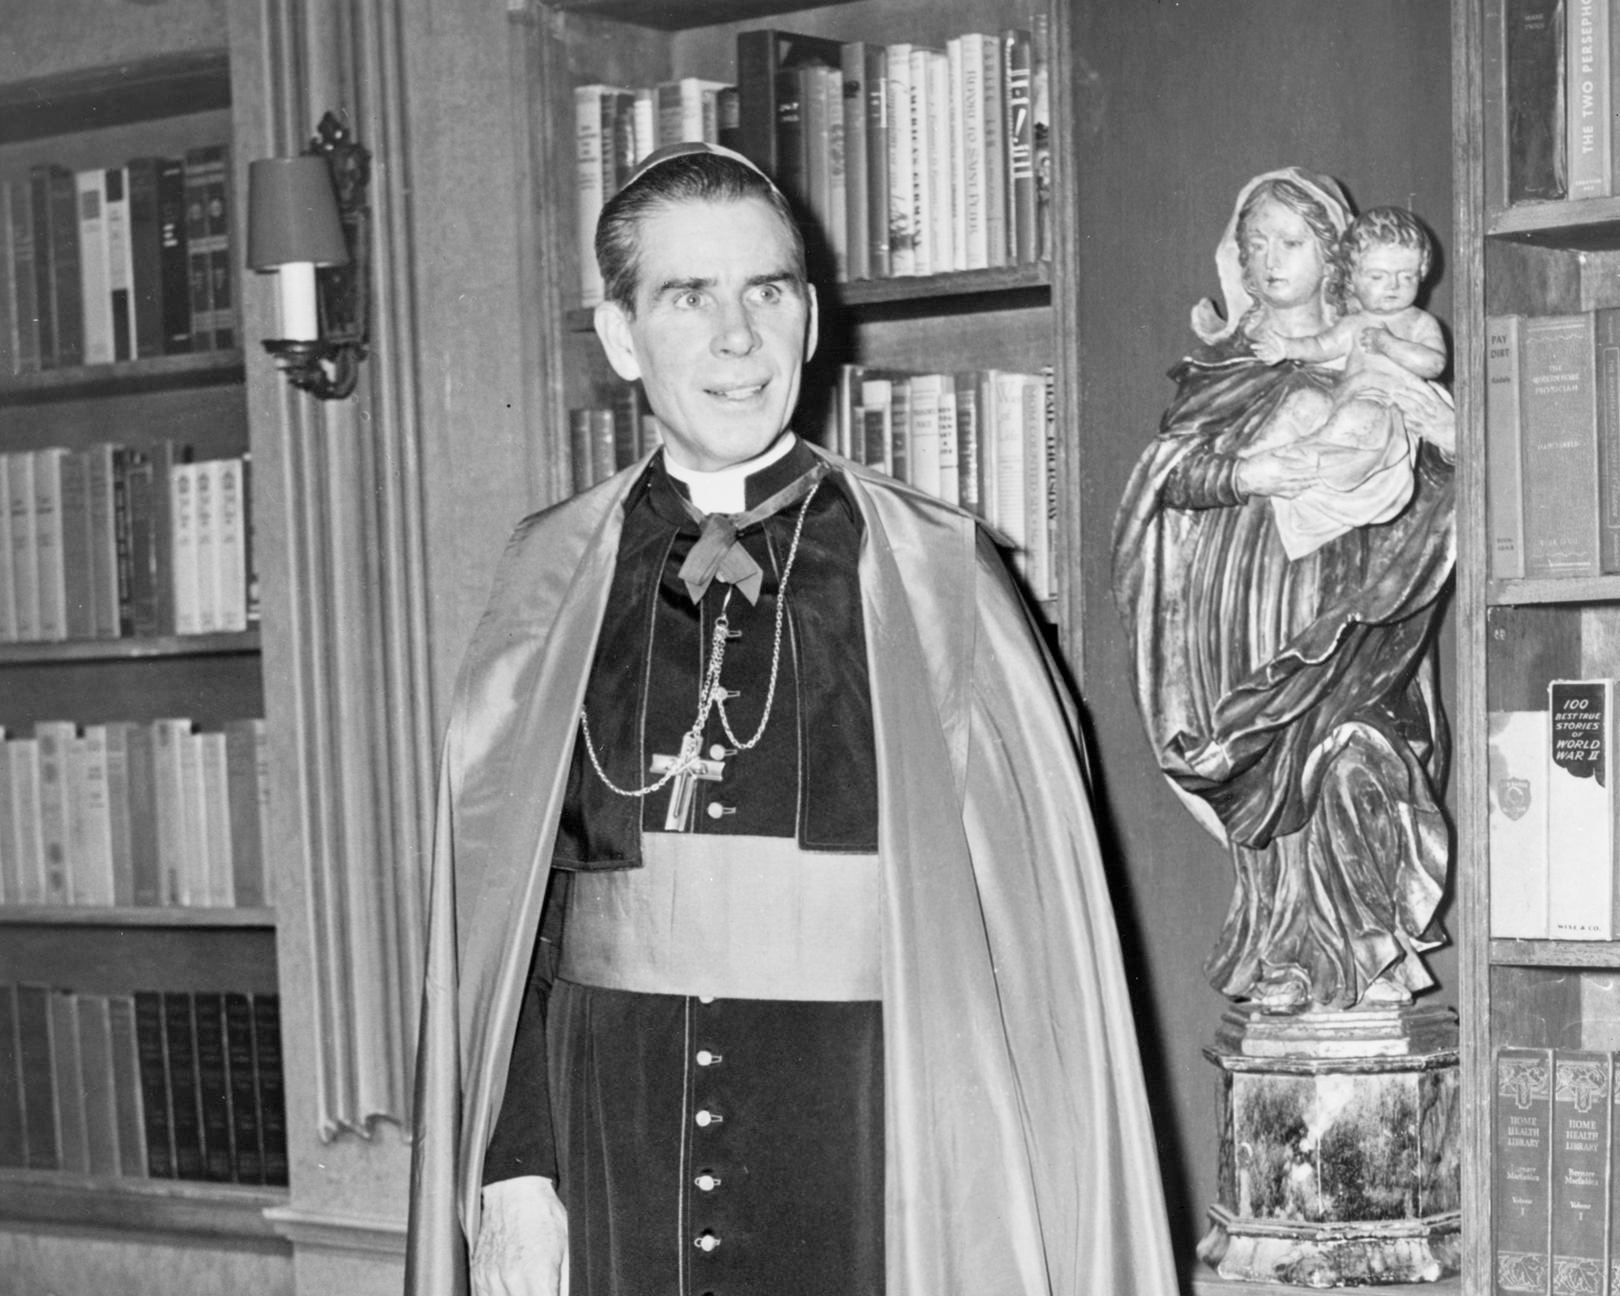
top-left (1248, 206), bottom-right (1447, 559)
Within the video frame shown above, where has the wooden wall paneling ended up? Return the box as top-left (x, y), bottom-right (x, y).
top-left (1452, 0), bottom-right (1491, 1289)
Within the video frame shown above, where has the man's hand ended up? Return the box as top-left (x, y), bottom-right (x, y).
top-left (472, 1176), bottom-right (569, 1296)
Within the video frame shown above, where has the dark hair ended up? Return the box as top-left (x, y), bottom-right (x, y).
top-left (1340, 205), bottom-right (1433, 281)
top-left (595, 151), bottom-right (807, 314)
top-left (1235, 176), bottom-right (1347, 310)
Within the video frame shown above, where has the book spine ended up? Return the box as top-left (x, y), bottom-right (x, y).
top-left (204, 145), bottom-right (233, 350)
top-left (716, 86), bottom-right (741, 153)
top-left (0, 739), bottom-right (14, 903)
top-left (132, 990), bottom-right (174, 1176)
top-left (1551, 1049), bottom-right (1611, 1296)
top-left (87, 443), bottom-right (119, 638)
top-left (575, 87), bottom-right (607, 308)
top-left (947, 39), bottom-right (968, 273)
top-left (156, 157), bottom-right (190, 353)
top-left (824, 65), bottom-right (848, 282)
top-left (907, 373), bottom-right (942, 497)
top-left (1496, 1045), bottom-right (1555, 1296)
top-left (774, 65), bottom-right (810, 217)
top-left (956, 374), bottom-right (981, 515)
top-left (981, 36), bottom-right (1008, 268)
top-left (1507, 0), bottom-right (1569, 201)
top-left (960, 35), bottom-right (988, 271)
top-left (183, 147), bottom-right (217, 353)
top-left (75, 169), bottom-right (112, 365)
top-left (29, 166), bottom-right (57, 370)
top-left (106, 994), bottom-right (149, 1176)
top-left (199, 730), bottom-right (233, 907)
top-left (924, 49), bottom-right (952, 274)
top-left (34, 447), bottom-right (67, 642)
top-left (9, 452), bottom-right (37, 642)
top-left (7, 739), bottom-right (44, 902)
top-left (1566, 0), bottom-right (1610, 199)
top-left (568, 408), bottom-right (592, 496)
top-left (35, 719), bottom-right (75, 905)
top-left (223, 991), bottom-right (263, 1183)
top-left (736, 30), bottom-right (782, 176)
top-left (190, 992), bottom-right (234, 1181)
top-left (888, 378), bottom-right (911, 485)
top-left (192, 459), bottom-right (216, 634)
top-left (1598, 307), bottom-right (1620, 572)
top-left (47, 165), bottom-right (83, 368)
top-left (936, 373), bottom-right (960, 507)
top-left (214, 457), bottom-right (246, 632)
top-left (0, 180), bottom-right (12, 378)
top-left (76, 993), bottom-right (121, 1177)
top-left (105, 721), bottom-right (134, 907)
top-left (905, 48), bottom-right (932, 279)
top-left (864, 44), bottom-right (890, 278)
top-left (1031, 10), bottom-right (1054, 262)
top-left (77, 723), bottom-right (115, 906)
top-left (162, 991), bottom-right (204, 1179)
top-left (1488, 709), bottom-right (1550, 939)
top-left (224, 718), bottom-right (267, 908)
top-left (171, 460), bottom-right (199, 635)
top-left (127, 721), bottom-right (161, 907)
top-left (104, 166), bottom-right (135, 362)
top-left (885, 45), bottom-right (915, 277)
top-left (1520, 313), bottom-right (1600, 578)
top-left (841, 44), bottom-right (870, 282)
top-left (0, 454), bottom-right (15, 642)
top-left (125, 159), bottom-right (165, 359)
top-left (0, 986), bottom-right (24, 1167)
top-left (15, 982), bottom-right (59, 1169)
top-left (253, 994), bottom-right (288, 1185)
top-left (860, 377), bottom-right (893, 474)
top-left (9, 179), bottom-right (38, 374)
top-left (1004, 28), bottom-right (1037, 265)
top-left (1547, 678), bottom-right (1616, 938)
top-left (48, 989), bottom-right (88, 1173)
top-left (59, 449), bottom-right (93, 641)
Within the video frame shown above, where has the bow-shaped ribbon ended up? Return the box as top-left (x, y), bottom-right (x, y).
top-left (676, 463), bottom-right (827, 604)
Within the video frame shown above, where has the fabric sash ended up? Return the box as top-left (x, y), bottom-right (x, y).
top-left (559, 833), bottom-right (882, 1001)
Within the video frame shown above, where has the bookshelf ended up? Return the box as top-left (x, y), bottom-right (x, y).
top-left (1457, 0), bottom-right (1620, 1291)
top-left (0, 40), bottom-right (281, 1246)
top-left (525, 0), bottom-right (1076, 619)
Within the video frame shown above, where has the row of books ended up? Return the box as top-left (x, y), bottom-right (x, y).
top-left (0, 145), bottom-right (234, 378)
top-left (1494, 1045), bottom-right (1620, 1296)
top-left (0, 443), bottom-right (255, 643)
top-left (567, 386), bottom-right (657, 495)
top-left (0, 984), bottom-right (286, 1185)
top-left (832, 364), bottom-right (1055, 601)
top-left (0, 717), bottom-right (269, 911)
top-left (576, 16), bottom-right (1052, 304)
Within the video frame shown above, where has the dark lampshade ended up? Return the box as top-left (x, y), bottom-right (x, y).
top-left (247, 156), bottom-right (349, 270)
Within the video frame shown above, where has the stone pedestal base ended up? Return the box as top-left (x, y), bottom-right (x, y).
top-left (1198, 1003), bottom-right (1461, 1287)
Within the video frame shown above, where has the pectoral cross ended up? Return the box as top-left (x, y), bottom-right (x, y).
top-left (649, 752), bottom-right (725, 831)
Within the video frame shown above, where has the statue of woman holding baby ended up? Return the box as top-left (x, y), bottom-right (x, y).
top-left (1112, 168), bottom-right (1457, 1015)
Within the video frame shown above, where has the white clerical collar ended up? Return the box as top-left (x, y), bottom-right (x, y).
top-left (664, 434), bottom-right (797, 515)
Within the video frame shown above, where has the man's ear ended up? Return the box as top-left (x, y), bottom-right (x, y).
top-left (804, 282), bottom-right (819, 364)
top-left (594, 300), bottom-right (642, 382)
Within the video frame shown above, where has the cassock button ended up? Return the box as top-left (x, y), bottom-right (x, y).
top-left (708, 744), bottom-right (729, 761)
top-left (698, 994), bottom-right (716, 1005)
top-left (695, 1109), bottom-right (723, 1128)
top-left (695, 1171), bottom-right (722, 1192)
top-left (706, 802), bottom-right (735, 820)
top-left (695, 1230), bottom-right (722, 1253)
top-left (696, 1049), bottom-right (722, 1067)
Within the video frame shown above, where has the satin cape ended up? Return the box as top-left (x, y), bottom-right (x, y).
top-left (406, 449), bottom-right (1177, 1295)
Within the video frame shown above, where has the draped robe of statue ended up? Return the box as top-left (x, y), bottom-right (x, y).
top-left (1111, 168), bottom-right (1457, 1011)
top-left (406, 443), bottom-right (1177, 1296)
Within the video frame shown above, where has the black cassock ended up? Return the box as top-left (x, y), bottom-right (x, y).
top-left (484, 439), bottom-right (886, 1295)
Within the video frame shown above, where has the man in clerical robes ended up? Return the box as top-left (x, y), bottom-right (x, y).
top-left (405, 141), bottom-right (1177, 1296)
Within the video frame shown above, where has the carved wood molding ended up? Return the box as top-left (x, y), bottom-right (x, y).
top-left (234, 0), bottom-right (434, 1141)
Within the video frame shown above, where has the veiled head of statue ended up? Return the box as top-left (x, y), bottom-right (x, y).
top-left (595, 142), bottom-right (808, 317)
top-left (1191, 167), bottom-right (1353, 345)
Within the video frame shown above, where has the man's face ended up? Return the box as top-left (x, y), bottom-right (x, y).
top-left (594, 196), bottom-right (818, 472)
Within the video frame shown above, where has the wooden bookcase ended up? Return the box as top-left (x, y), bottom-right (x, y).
top-left (1454, 1), bottom-right (1620, 1292)
top-left (0, 50), bottom-right (283, 1241)
top-left (523, 0), bottom-right (1079, 627)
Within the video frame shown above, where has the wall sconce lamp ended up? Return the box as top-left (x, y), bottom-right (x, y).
top-left (247, 113), bottom-right (371, 400)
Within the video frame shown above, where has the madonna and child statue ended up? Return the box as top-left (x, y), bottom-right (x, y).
top-left (1113, 168), bottom-right (1460, 1285)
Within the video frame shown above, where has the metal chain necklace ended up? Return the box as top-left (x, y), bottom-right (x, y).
top-left (579, 477), bottom-right (821, 800)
